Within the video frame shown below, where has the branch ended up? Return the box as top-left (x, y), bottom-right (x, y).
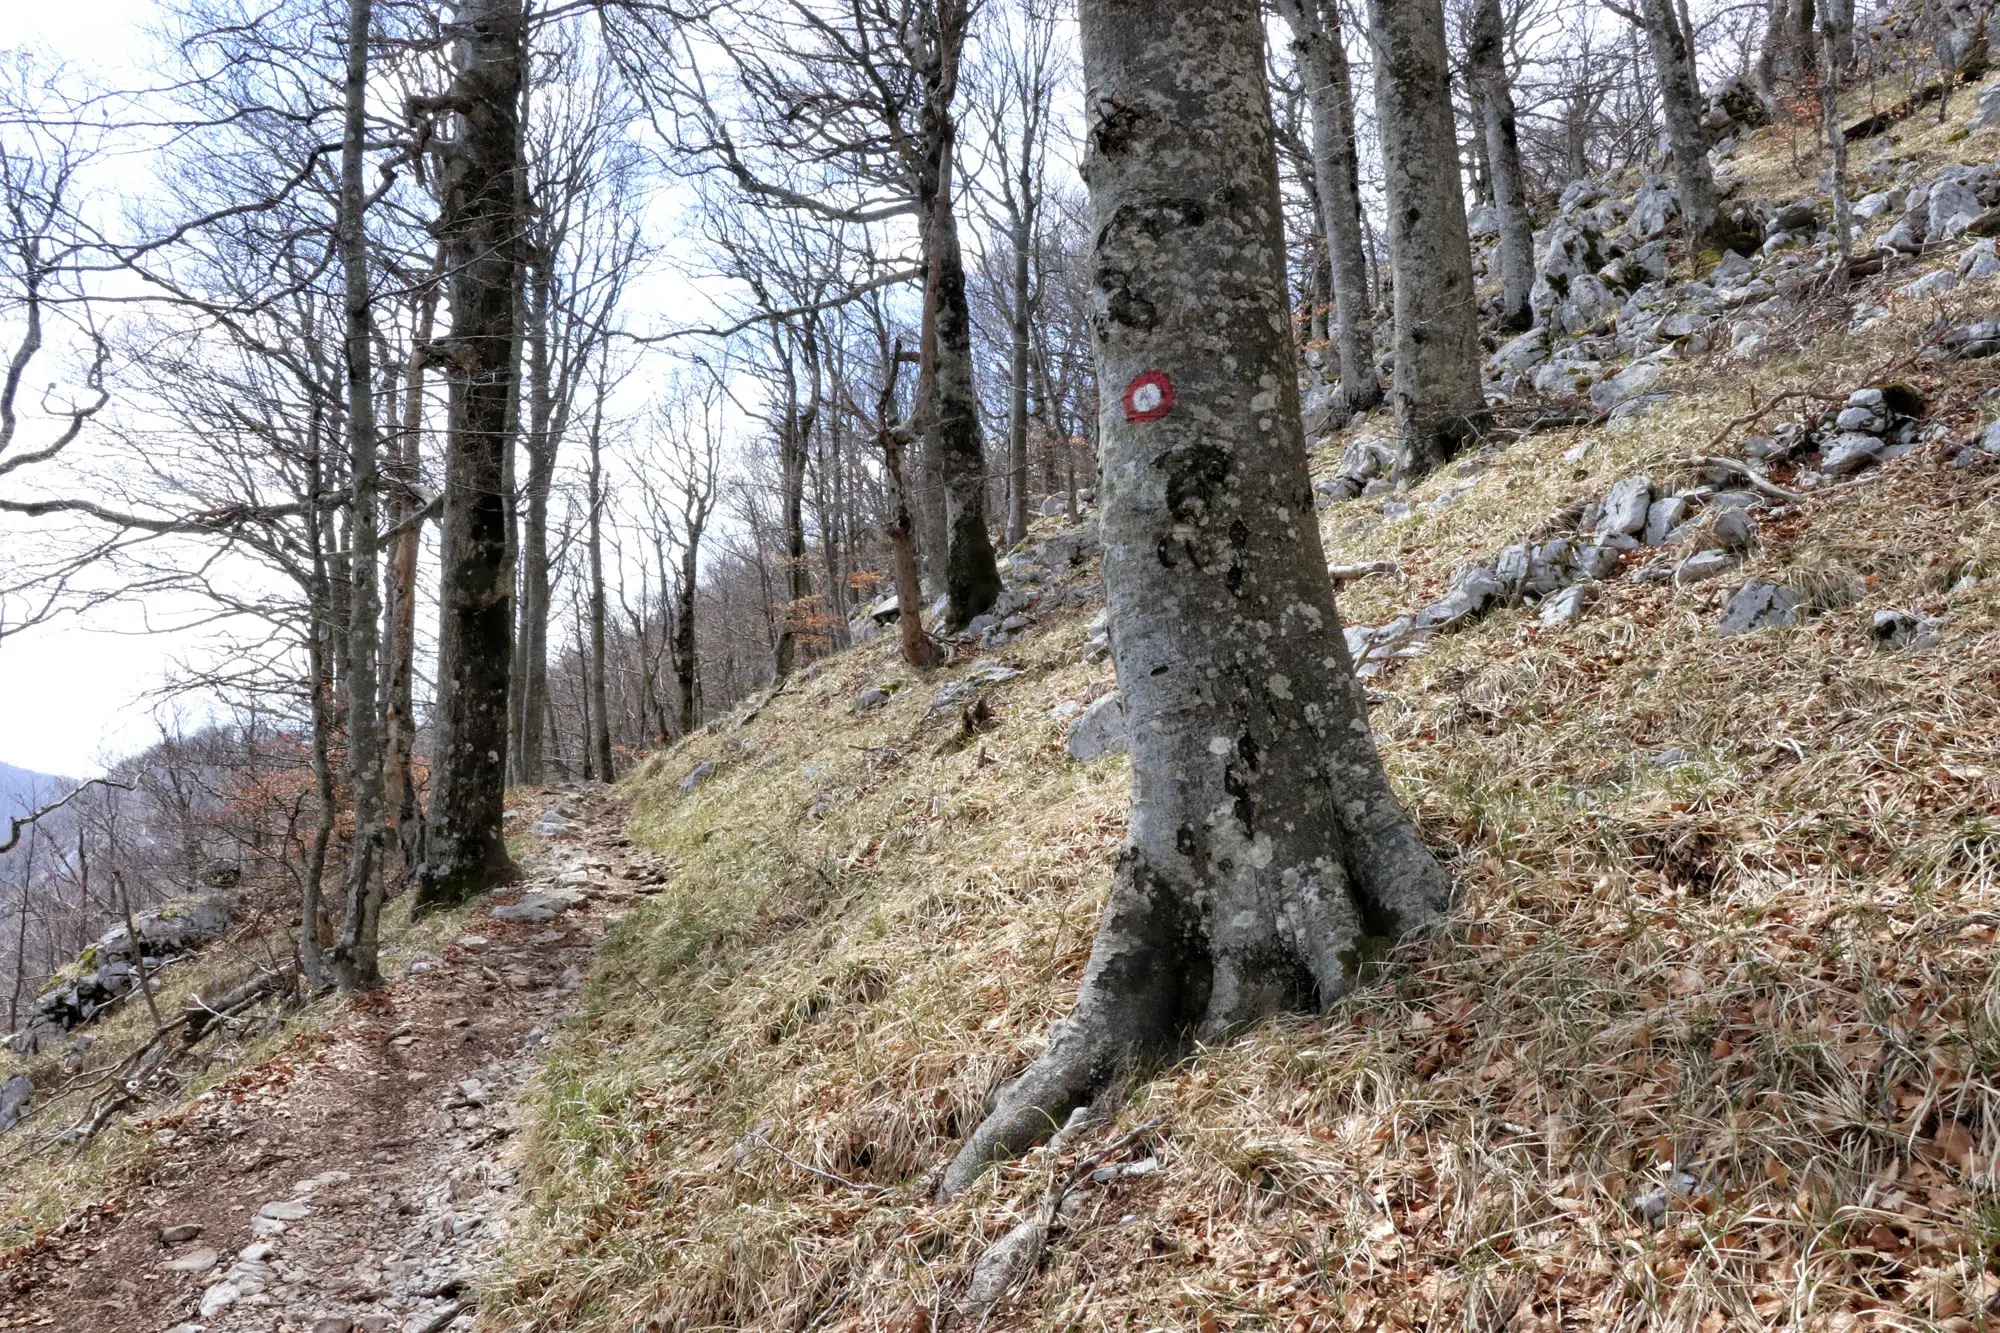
top-left (1, 779), bottom-right (136, 854)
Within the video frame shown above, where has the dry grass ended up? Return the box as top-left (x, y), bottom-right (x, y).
top-left (493, 103), bottom-right (2000, 1333)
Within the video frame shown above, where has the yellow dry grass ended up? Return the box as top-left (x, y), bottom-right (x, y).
top-left (491, 154), bottom-right (2000, 1333)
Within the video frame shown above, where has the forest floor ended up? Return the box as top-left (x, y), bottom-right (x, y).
top-left (0, 785), bottom-right (652, 1333)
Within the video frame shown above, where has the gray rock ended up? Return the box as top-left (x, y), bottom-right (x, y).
top-left (312, 1319), bottom-right (356, 1333)
top-left (1960, 239), bottom-right (2000, 282)
top-left (490, 887), bottom-right (583, 923)
top-left (259, 1199), bottom-right (311, 1221)
top-left (1676, 550), bottom-right (1733, 584)
top-left (1573, 543), bottom-right (1623, 580)
top-left (1040, 494), bottom-right (1067, 517)
top-left (1710, 250), bottom-right (1753, 286)
top-left (1853, 190), bottom-right (1896, 221)
top-left (1871, 608), bottom-right (1937, 649)
top-left (678, 759), bottom-right (718, 796)
top-left (163, 1248), bottom-right (219, 1272)
top-left (1644, 496), bottom-right (1688, 545)
top-left (1066, 692), bottom-right (1129, 762)
top-left (1929, 178), bottom-right (1984, 240)
top-left (1538, 584), bottom-right (1592, 626)
top-left (1835, 404), bottom-right (1887, 434)
top-left (1883, 209), bottom-right (1927, 253)
top-left (1596, 475), bottom-right (1654, 537)
top-left (1821, 430), bottom-right (1886, 475)
top-left (1487, 327), bottom-right (1550, 376)
top-left (1495, 543), bottom-right (1531, 591)
top-left (1300, 380), bottom-right (1351, 438)
top-left (1712, 507), bottom-right (1756, 552)
top-left (1899, 268), bottom-right (1958, 300)
top-left (852, 686), bottom-right (892, 714)
top-left (1630, 176), bottom-right (1679, 239)
top-left (0, 1074), bottom-right (28, 1134)
top-left (1719, 581), bottom-right (1800, 635)
top-left (159, 1223), bottom-right (203, 1244)
top-left (1609, 393), bottom-right (1674, 424)
top-left (1589, 361), bottom-right (1665, 414)
top-left (1938, 316), bottom-right (2000, 360)
top-left (1972, 79), bottom-right (2000, 131)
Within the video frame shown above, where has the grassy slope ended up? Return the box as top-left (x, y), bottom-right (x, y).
top-left (496, 113), bottom-right (2000, 1332)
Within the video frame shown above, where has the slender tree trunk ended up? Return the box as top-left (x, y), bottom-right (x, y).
top-left (383, 246), bottom-right (439, 874)
top-left (1821, 6), bottom-right (1854, 285)
top-left (1277, 0), bottom-right (1382, 412)
top-left (585, 391), bottom-right (614, 783)
top-left (10, 821), bottom-right (38, 1030)
top-left (417, 0), bottom-right (525, 912)
top-left (674, 539), bottom-right (702, 736)
top-left (879, 346), bottom-right (938, 671)
top-left (1636, 0), bottom-right (1724, 253)
top-left (1469, 0), bottom-right (1536, 332)
top-left (510, 249), bottom-right (555, 785)
top-left (944, 0), bottom-right (1450, 1198)
top-left (301, 489), bottom-right (336, 993)
top-left (333, 0), bottom-right (386, 990)
top-left (1365, 0), bottom-right (1489, 476)
top-left (1005, 214), bottom-right (1032, 546)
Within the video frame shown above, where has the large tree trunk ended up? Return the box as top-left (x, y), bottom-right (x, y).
top-left (1637, 0), bottom-right (1724, 253)
top-left (416, 0), bottom-right (525, 913)
top-left (1468, 0), bottom-right (1535, 332)
top-left (1364, 0), bottom-right (1488, 477)
top-left (674, 537), bottom-right (702, 736)
top-left (942, 0), bottom-right (1451, 1199)
top-left (1277, 0), bottom-right (1382, 414)
top-left (332, 0), bottom-right (386, 990)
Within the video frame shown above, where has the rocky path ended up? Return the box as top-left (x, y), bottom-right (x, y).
top-left (0, 785), bottom-right (656, 1333)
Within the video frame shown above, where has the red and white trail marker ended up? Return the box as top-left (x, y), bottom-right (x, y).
top-left (1122, 370), bottom-right (1173, 423)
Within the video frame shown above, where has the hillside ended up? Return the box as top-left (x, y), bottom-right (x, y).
top-left (486, 105), bottom-right (2000, 1333)
top-left (0, 762), bottom-right (68, 817)
top-left (1, 51), bottom-right (1998, 1333)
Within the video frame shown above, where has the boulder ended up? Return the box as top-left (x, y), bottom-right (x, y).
top-left (1710, 250), bottom-right (1753, 286)
top-left (1883, 210), bottom-right (1928, 253)
top-left (1707, 72), bottom-right (1770, 131)
top-left (1300, 381), bottom-right (1350, 439)
top-left (1937, 315), bottom-right (2000, 359)
top-left (852, 686), bottom-right (892, 714)
top-left (1712, 507), bottom-right (1757, 553)
top-left (1538, 584), bottom-right (1592, 626)
top-left (1853, 190), bottom-right (1897, 221)
top-left (1066, 692), bottom-right (1129, 762)
top-left (1676, 550), bottom-right (1733, 584)
top-left (1487, 327), bottom-right (1550, 376)
top-left (1630, 176), bottom-right (1680, 239)
top-left (1899, 268), bottom-right (1959, 300)
top-left (1930, 178), bottom-right (1985, 240)
top-left (678, 760), bottom-right (718, 796)
top-left (1973, 79), bottom-right (2000, 131)
top-left (1719, 581), bottom-right (1800, 635)
top-left (1959, 239), bottom-right (2000, 281)
top-left (1772, 198), bottom-right (1819, 233)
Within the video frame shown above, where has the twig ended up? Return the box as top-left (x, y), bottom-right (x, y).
top-left (749, 1131), bottom-right (891, 1195)
top-left (0, 779), bottom-right (136, 854)
top-left (1328, 560), bottom-right (1400, 583)
top-left (414, 1298), bottom-right (474, 1333)
top-left (1686, 456), bottom-right (1807, 502)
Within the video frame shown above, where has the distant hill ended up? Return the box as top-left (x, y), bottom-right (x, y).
top-left (0, 761), bottom-right (71, 817)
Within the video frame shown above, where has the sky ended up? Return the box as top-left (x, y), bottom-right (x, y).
top-left (1, 0), bottom-right (197, 778)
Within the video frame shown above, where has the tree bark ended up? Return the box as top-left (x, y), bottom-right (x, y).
top-left (416, 0), bottom-right (525, 913)
top-left (510, 248), bottom-right (556, 785)
top-left (1005, 210), bottom-right (1033, 548)
top-left (1468, 0), bottom-right (1536, 332)
top-left (1636, 0), bottom-right (1724, 254)
top-left (332, 0), bottom-right (386, 990)
top-left (1276, 0), bottom-right (1382, 413)
top-left (942, 0), bottom-right (1450, 1199)
top-left (584, 383), bottom-right (615, 783)
top-left (915, 1), bottom-right (1001, 632)
top-left (383, 246), bottom-right (440, 875)
top-left (1365, 0), bottom-right (1489, 476)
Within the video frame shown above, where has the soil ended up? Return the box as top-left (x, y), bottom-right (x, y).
top-left (0, 785), bottom-right (648, 1333)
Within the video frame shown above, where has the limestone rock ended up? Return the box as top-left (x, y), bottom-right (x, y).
top-left (1066, 692), bottom-right (1129, 762)
top-left (1719, 581), bottom-right (1800, 635)
top-left (1596, 475), bottom-right (1654, 537)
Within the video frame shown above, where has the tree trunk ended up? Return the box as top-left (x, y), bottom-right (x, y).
top-left (1277, 0), bottom-right (1382, 414)
top-left (333, 0), bottom-right (386, 990)
top-left (1636, 0), bottom-right (1724, 254)
top-left (585, 388), bottom-right (615, 783)
top-left (674, 536), bottom-right (702, 736)
top-left (1468, 0), bottom-right (1536, 332)
top-left (416, 0), bottom-right (525, 913)
top-left (942, 0), bottom-right (1450, 1198)
top-left (1005, 213), bottom-right (1032, 547)
top-left (1820, 5), bottom-right (1854, 285)
top-left (383, 246), bottom-right (440, 875)
top-left (510, 250), bottom-right (556, 786)
top-left (879, 345), bottom-right (939, 671)
top-left (1365, 0), bottom-right (1489, 476)
top-left (915, 4), bottom-right (1001, 633)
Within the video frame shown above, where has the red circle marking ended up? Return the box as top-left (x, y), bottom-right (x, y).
top-left (1122, 370), bottom-right (1174, 423)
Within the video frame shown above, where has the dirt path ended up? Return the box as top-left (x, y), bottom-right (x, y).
top-left (0, 785), bottom-right (653, 1333)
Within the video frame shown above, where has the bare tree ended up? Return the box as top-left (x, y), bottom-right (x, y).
top-left (416, 0), bottom-right (528, 912)
top-left (1467, 0), bottom-right (1536, 330)
top-left (1366, 0), bottom-right (1488, 476)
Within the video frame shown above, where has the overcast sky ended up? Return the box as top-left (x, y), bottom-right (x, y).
top-left (1, 0), bottom-right (193, 779)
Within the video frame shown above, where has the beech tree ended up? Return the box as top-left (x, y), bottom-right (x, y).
top-left (943, 0), bottom-right (1450, 1197)
top-left (416, 0), bottom-right (527, 912)
top-left (1365, 0), bottom-right (1487, 476)
top-left (1621, 0), bottom-right (1724, 252)
top-left (1273, 0), bottom-right (1382, 414)
top-left (1467, 0), bottom-right (1536, 331)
